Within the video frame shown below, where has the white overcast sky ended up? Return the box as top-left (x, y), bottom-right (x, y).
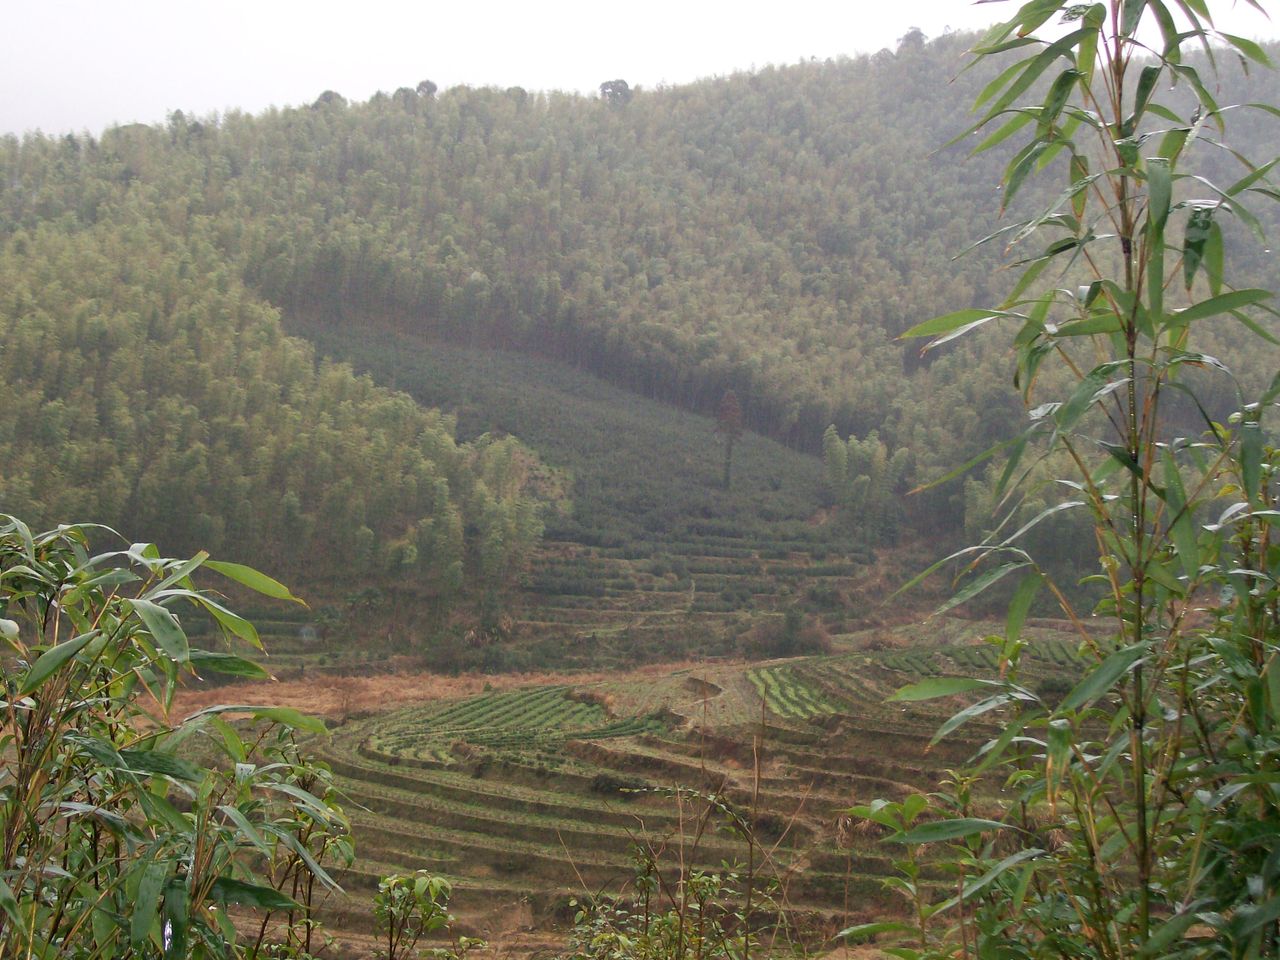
top-left (3, 1), bottom-right (1276, 136)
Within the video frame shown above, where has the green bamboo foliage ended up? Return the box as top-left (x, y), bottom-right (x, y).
top-left (3, 37), bottom-right (1279, 550)
top-left (0, 225), bottom-right (548, 601)
top-left (0, 517), bottom-right (352, 958)
top-left (821, 424), bottom-right (910, 543)
top-left (849, 2), bottom-right (1280, 957)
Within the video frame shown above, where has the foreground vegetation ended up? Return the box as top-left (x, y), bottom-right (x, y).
top-left (0, 517), bottom-right (350, 957)
top-left (853, 1), bottom-right (1280, 957)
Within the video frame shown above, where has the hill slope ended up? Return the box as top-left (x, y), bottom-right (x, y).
top-left (2, 31), bottom-right (1276, 634)
top-left (295, 318), bottom-right (913, 670)
top-left (0, 222), bottom-right (546, 604)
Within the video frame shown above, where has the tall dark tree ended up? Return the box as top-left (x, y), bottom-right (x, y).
top-left (312, 90), bottom-right (347, 108)
top-left (598, 79), bottom-right (632, 105)
top-left (715, 389), bottom-right (744, 491)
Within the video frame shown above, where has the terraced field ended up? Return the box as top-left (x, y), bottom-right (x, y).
top-left (213, 534), bottom-right (885, 680)
top-left (313, 626), bottom-right (1083, 939)
top-left (366, 686), bottom-right (664, 758)
top-left (286, 321), bottom-right (899, 673)
top-left (505, 537), bottom-right (879, 669)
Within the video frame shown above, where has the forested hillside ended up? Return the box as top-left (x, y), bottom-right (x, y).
top-left (2, 29), bottom-right (1276, 604)
top-left (0, 219), bottom-right (548, 599)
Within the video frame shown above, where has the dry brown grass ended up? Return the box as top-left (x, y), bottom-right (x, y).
top-left (172, 659), bottom-right (722, 721)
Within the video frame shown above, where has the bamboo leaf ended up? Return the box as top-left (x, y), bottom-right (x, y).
top-left (900, 309), bottom-right (1002, 341)
top-left (207, 876), bottom-right (299, 911)
top-left (906, 434), bottom-right (1025, 497)
top-left (1038, 69), bottom-right (1080, 136)
top-left (935, 561), bottom-right (1031, 615)
top-left (1204, 219), bottom-right (1224, 295)
top-left (1233, 894), bottom-right (1280, 938)
top-left (1077, 3), bottom-right (1104, 86)
top-left (1146, 157), bottom-right (1172, 235)
top-left (974, 714), bottom-right (1034, 773)
top-left (118, 750), bottom-right (203, 782)
top-left (1059, 644), bottom-right (1146, 713)
top-left (995, 434), bottom-right (1030, 500)
top-left (982, 31), bottom-right (1091, 124)
top-left (935, 848), bottom-right (1046, 912)
top-left (1231, 305), bottom-right (1279, 344)
top-left (1070, 153), bottom-right (1089, 217)
top-left (131, 861), bottom-right (168, 948)
top-left (1173, 289), bottom-right (1272, 326)
top-left (1004, 141), bottom-right (1049, 208)
top-left (972, 109), bottom-right (1035, 155)
top-left (194, 595), bottom-right (262, 649)
top-left (162, 879), bottom-right (189, 959)
top-left (1161, 449), bottom-right (1201, 581)
top-left (1220, 33), bottom-right (1273, 66)
top-left (1137, 908), bottom-right (1209, 957)
top-left (888, 677), bottom-right (994, 703)
top-left (1054, 366), bottom-right (1119, 435)
top-left (1226, 157), bottom-right (1280, 197)
top-left (1006, 572), bottom-right (1043, 649)
top-left (1132, 64), bottom-right (1162, 123)
top-left (1241, 421), bottom-right (1263, 502)
top-left (892, 818), bottom-right (1012, 845)
top-left (1146, 0), bottom-right (1181, 57)
top-left (204, 560), bottom-right (305, 604)
top-left (838, 921), bottom-right (915, 941)
top-left (1171, 63), bottom-right (1222, 122)
top-left (998, 504), bottom-right (1080, 547)
top-left (277, 830), bottom-right (343, 892)
top-left (932, 693), bottom-right (1015, 745)
top-left (217, 805), bottom-right (271, 858)
top-left (188, 650), bottom-right (271, 680)
top-left (1046, 717), bottom-right (1072, 801)
top-left (20, 631), bottom-right (97, 695)
top-left (1183, 204), bottom-right (1215, 290)
top-left (150, 552), bottom-right (208, 596)
top-left (1265, 369), bottom-right (1280, 405)
top-left (251, 706), bottom-right (328, 736)
top-left (130, 598), bottom-right (189, 663)
top-left (0, 880), bottom-right (22, 931)
top-left (974, 56), bottom-right (1036, 111)
top-left (1122, 0), bottom-right (1147, 35)
top-left (1054, 312), bottom-right (1123, 336)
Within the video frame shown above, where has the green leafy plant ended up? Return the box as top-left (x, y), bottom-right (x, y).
top-left (373, 872), bottom-right (480, 960)
top-left (859, 2), bottom-right (1280, 957)
top-left (0, 516), bottom-right (349, 958)
top-left (565, 783), bottom-right (789, 960)
top-left (840, 793), bottom-right (1013, 960)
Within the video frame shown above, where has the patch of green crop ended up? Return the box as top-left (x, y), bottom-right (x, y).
top-left (367, 686), bottom-right (666, 758)
top-left (748, 665), bottom-right (844, 720)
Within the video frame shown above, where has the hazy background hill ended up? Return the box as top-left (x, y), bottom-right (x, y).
top-left (2, 30), bottom-right (1276, 655)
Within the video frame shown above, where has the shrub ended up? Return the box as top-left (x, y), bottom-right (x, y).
top-left (852, 5), bottom-right (1280, 957)
top-left (0, 516), bottom-right (350, 958)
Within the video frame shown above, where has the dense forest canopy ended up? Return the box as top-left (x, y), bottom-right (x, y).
top-left (2, 29), bottom-right (1277, 593)
top-left (0, 219), bottom-right (548, 598)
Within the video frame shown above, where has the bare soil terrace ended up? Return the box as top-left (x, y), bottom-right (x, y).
top-left (182, 620), bottom-right (1081, 959)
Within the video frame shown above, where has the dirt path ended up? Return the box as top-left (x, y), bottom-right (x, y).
top-left (172, 659), bottom-right (727, 722)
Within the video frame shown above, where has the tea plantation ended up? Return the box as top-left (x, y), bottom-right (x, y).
top-left (311, 625), bottom-right (1082, 939)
